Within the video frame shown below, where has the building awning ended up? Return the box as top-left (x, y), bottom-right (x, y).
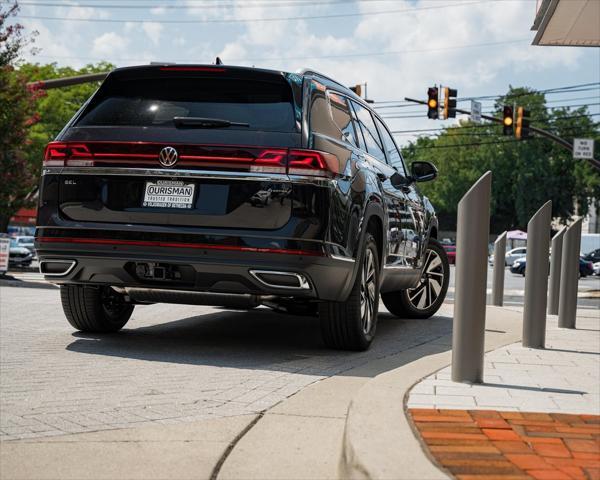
top-left (532, 0), bottom-right (600, 46)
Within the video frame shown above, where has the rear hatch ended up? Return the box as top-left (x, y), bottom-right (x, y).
top-left (51, 65), bottom-right (304, 230)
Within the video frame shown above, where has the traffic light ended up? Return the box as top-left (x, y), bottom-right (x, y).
top-left (515, 107), bottom-right (531, 140)
top-left (502, 106), bottom-right (514, 136)
top-left (427, 87), bottom-right (439, 119)
top-left (443, 87), bottom-right (457, 119)
top-left (349, 84), bottom-right (362, 97)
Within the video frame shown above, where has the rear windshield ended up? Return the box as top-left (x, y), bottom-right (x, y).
top-left (76, 77), bottom-right (296, 133)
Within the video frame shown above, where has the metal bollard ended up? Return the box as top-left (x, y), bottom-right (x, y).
top-left (558, 217), bottom-right (582, 329)
top-left (548, 227), bottom-right (566, 315)
top-left (522, 201), bottom-right (552, 349)
top-left (452, 171), bottom-right (491, 384)
top-left (491, 231), bottom-right (507, 306)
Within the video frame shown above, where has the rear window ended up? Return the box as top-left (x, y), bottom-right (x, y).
top-left (76, 77), bottom-right (296, 133)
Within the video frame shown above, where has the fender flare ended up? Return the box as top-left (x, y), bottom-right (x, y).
top-left (338, 201), bottom-right (386, 302)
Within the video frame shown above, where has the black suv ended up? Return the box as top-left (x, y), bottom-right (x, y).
top-left (35, 65), bottom-right (449, 350)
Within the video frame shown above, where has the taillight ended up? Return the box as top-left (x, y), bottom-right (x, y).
top-left (251, 149), bottom-right (287, 174)
top-left (287, 149), bottom-right (337, 177)
top-left (44, 142), bottom-right (93, 167)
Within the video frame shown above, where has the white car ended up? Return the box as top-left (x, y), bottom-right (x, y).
top-left (504, 247), bottom-right (527, 266)
top-left (593, 261), bottom-right (600, 276)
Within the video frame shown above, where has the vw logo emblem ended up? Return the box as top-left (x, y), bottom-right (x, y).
top-left (158, 146), bottom-right (178, 168)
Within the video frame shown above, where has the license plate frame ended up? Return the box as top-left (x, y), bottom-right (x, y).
top-left (142, 180), bottom-right (196, 209)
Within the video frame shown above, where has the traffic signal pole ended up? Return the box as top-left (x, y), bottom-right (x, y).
top-left (403, 97), bottom-right (600, 170)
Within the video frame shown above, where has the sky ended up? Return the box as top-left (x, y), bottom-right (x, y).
top-left (11, 0), bottom-right (600, 146)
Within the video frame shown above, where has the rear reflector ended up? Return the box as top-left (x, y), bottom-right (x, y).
top-left (36, 236), bottom-right (323, 256)
top-left (43, 142), bottom-right (338, 177)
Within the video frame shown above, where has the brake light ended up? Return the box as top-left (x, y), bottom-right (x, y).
top-left (287, 149), bottom-right (337, 177)
top-left (252, 149), bottom-right (287, 173)
top-left (159, 66), bottom-right (226, 72)
top-left (44, 142), bottom-right (93, 166)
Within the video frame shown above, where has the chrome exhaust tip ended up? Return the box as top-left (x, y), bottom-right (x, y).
top-left (39, 259), bottom-right (77, 277)
top-left (249, 270), bottom-right (311, 290)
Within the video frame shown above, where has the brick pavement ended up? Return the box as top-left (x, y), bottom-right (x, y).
top-left (409, 408), bottom-right (600, 480)
top-left (0, 286), bottom-right (454, 441)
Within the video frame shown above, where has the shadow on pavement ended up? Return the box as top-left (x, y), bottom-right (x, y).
top-left (66, 306), bottom-right (453, 378)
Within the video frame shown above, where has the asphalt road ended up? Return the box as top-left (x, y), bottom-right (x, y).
top-left (446, 265), bottom-right (600, 308)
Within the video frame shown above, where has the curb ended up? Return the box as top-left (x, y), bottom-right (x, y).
top-left (338, 306), bottom-right (524, 480)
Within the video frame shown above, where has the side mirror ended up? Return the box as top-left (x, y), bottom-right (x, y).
top-left (390, 172), bottom-right (410, 189)
top-left (411, 161), bottom-right (438, 183)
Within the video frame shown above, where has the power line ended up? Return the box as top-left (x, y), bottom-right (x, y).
top-left (15, 0), bottom-right (485, 23)
top-left (400, 138), bottom-right (541, 149)
top-left (380, 103), bottom-right (600, 118)
top-left (27, 38), bottom-right (531, 63)
top-left (391, 122), bottom-right (599, 135)
top-left (375, 95), bottom-right (600, 111)
top-left (373, 83), bottom-right (600, 105)
top-left (384, 112), bottom-right (600, 121)
top-left (16, 0), bottom-right (409, 8)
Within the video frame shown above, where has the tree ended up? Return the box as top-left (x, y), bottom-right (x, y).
top-left (17, 62), bottom-right (114, 194)
top-left (402, 86), bottom-right (599, 233)
top-left (0, 8), bottom-right (113, 232)
top-left (0, 2), bottom-right (40, 232)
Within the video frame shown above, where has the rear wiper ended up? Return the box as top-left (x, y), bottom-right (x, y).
top-left (173, 116), bottom-right (249, 128)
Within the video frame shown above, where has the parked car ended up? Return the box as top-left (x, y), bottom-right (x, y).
top-left (8, 238), bottom-right (33, 268)
top-left (505, 247), bottom-right (527, 266)
top-left (13, 236), bottom-right (36, 257)
top-left (442, 244), bottom-right (456, 264)
top-left (582, 248), bottom-right (600, 263)
top-left (34, 64), bottom-right (449, 351)
top-left (510, 257), bottom-right (593, 277)
top-left (593, 261), bottom-right (600, 276)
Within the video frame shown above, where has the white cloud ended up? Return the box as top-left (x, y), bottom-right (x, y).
top-left (92, 32), bottom-right (129, 57)
top-left (173, 37), bottom-right (186, 47)
top-left (151, 6), bottom-right (167, 16)
top-left (141, 22), bottom-right (164, 46)
top-left (17, 0), bottom-right (596, 142)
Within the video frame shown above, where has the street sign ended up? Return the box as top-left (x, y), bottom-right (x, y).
top-left (470, 100), bottom-right (482, 123)
top-left (573, 138), bottom-right (595, 160)
top-left (0, 238), bottom-right (9, 274)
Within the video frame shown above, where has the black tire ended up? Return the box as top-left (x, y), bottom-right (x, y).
top-left (319, 233), bottom-right (380, 351)
top-left (381, 238), bottom-right (449, 319)
top-left (60, 285), bottom-right (133, 332)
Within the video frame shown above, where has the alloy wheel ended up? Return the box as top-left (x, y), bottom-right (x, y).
top-left (360, 248), bottom-right (377, 334)
top-left (407, 248), bottom-right (445, 311)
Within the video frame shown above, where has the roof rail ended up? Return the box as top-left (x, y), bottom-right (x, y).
top-left (296, 68), bottom-right (349, 92)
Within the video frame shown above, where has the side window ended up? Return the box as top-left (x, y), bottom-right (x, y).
top-left (327, 92), bottom-right (359, 148)
top-left (374, 116), bottom-right (406, 175)
top-left (351, 101), bottom-right (386, 163)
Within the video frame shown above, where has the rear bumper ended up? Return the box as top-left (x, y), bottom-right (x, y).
top-left (35, 235), bottom-right (355, 302)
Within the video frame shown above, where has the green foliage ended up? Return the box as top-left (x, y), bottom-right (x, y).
top-left (18, 62), bottom-right (114, 180)
top-left (402, 87), bottom-right (600, 233)
top-left (0, 59), bottom-right (113, 231)
top-left (0, 2), bottom-right (40, 232)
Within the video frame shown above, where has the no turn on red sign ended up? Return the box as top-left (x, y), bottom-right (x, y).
top-left (573, 138), bottom-right (595, 160)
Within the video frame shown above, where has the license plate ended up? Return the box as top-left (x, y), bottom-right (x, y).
top-left (143, 180), bottom-right (195, 209)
